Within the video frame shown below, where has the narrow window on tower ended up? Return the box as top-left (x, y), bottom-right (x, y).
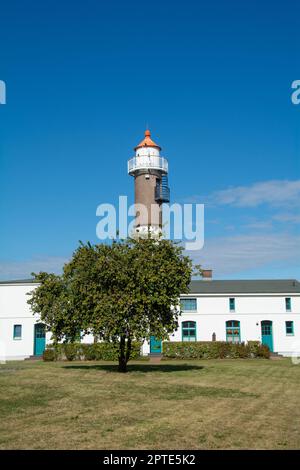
top-left (229, 298), bottom-right (235, 312)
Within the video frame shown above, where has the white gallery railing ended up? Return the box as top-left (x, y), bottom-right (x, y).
top-left (128, 156), bottom-right (168, 174)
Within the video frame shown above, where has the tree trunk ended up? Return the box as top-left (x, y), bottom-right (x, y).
top-left (118, 335), bottom-right (127, 372)
top-left (125, 337), bottom-right (132, 363)
top-left (118, 335), bottom-right (132, 373)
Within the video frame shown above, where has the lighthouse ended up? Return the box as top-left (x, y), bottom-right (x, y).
top-left (127, 129), bottom-right (170, 235)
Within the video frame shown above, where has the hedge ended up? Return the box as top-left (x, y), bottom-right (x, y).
top-left (43, 340), bottom-right (270, 362)
top-left (43, 341), bottom-right (142, 362)
top-left (162, 341), bottom-right (270, 359)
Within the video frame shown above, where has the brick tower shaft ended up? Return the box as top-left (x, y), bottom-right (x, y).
top-left (128, 129), bottom-right (170, 235)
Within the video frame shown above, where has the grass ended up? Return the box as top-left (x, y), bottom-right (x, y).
top-left (0, 358), bottom-right (299, 449)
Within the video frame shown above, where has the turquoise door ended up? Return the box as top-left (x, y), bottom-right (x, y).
top-left (34, 323), bottom-right (46, 355)
top-left (261, 321), bottom-right (273, 352)
top-left (150, 336), bottom-right (162, 353)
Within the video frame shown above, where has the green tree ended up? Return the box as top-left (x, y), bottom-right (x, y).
top-left (28, 237), bottom-right (195, 372)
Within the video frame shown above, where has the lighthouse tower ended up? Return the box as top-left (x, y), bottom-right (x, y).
top-left (128, 129), bottom-right (170, 235)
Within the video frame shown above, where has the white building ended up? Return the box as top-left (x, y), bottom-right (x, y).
top-left (1, 277), bottom-right (299, 361)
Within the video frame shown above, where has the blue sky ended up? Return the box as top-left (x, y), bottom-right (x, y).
top-left (0, 0), bottom-right (299, 280)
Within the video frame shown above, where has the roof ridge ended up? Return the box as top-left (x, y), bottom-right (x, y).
top-left (0, 278), bottom-right (36, 284)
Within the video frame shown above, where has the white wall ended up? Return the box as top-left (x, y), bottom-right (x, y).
top-left (170, 313), bottom-right (300, 355)
top-left (0, 283), bottom-right (45, 360)
top-left (1, 283), bottom-right (300, 360)
top-left (136, 147), bottom-right (160, 157)
top-left (169, 294), bottom-right (300, 356)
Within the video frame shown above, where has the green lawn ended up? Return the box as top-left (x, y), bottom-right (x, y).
top-left (0, 358), bottom-right (299, 449)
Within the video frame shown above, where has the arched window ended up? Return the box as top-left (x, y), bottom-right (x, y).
top-left (182, 321), bottom-right (196, 342)
top-left (226, 320), bottom-right (240, 343)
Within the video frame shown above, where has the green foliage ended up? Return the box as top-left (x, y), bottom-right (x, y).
top-left (247, 341), bottom-right (270, 358)
top-left (28, 237), bottom-right (193, 372)
top-left (44, 342), bottom-right (142, 361)
top-left (163, 341), bottom-right (270, 359)
top-left (42, 348), bottom-right (56, 362)
top-left (63, 343), bottom-right (80, 361)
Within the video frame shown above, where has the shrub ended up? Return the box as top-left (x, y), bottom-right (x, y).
top-left (42, 348), bottom-right (56, 361)
top-left (162, 341), bottom-right (270, 359)
top-left (63, 343), bottom-right (80, 361)
top-left (80, 343), bottom-right (97, 360)
top-left (234, 342), bottom-right (251, 358)
top-left (248, 341), bottom-right (260, 357)
top-left (247, 340), bottom-right (270, 359)
top-left (43, 341), bottom-right (142, 362)
top-left (254, 343), bottom-right (270, 359)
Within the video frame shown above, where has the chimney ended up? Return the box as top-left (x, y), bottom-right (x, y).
top-left (202, 269), bottom-right (212, 281)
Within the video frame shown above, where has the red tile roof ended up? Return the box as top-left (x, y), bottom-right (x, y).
top-left (134, 129), bottom-right (161, 151)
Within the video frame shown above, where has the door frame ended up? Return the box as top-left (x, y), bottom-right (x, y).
top-left (261, 320), bottom-right (273, 352)
top-left (34, 323), bottom-right (46, 356)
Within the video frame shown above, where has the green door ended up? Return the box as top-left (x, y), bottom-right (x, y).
top-left (150, 336), bottom-right (162, 353)
top-left (261, 321), bottom-right (273, 352)
top-left (34, 323), bottom-right (46, 356)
